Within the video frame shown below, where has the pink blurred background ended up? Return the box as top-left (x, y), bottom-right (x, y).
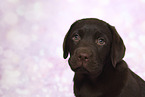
top-left (0, 0), bottom-right (145, 97)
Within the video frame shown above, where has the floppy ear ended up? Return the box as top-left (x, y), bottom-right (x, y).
top-left (63, 32), bottom-right (70, 59)
top-left (109, 25), bottom-right (126, 68)
top-left (63, 21), bottom-right (79, 59)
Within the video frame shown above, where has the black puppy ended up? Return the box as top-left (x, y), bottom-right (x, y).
top-left (63, 18), bottom-right (145, 97)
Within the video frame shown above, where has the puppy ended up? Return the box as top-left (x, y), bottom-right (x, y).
top-left (63, 18), bottom-right (145, 97)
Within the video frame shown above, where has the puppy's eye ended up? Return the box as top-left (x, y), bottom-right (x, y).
top-left (72, 34), bottom-right (81, 42)
top-left (96, 37), bottom-right (105, 45)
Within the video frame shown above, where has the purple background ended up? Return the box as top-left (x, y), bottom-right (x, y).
top-left (0, 0), bottom-right (145, 97)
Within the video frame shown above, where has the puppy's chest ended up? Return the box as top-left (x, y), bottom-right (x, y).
top-left (77, 84), bottom-right (103, 97)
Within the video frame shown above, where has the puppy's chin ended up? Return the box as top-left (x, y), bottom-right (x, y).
top-left (73, 66), bottom-right (102, 78)
top-left (74, 67), bottom-right (89, 74)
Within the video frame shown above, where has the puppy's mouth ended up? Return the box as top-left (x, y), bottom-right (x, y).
top-left (69, 57), bottom-right (101, 75)
top-left (74, 66), bottom-right (89, 74)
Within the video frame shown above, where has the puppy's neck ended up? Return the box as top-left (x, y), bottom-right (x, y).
top-left (73, 60), bottom-right (129, 97)
top-left (75, 60), bottom-right (128, 83)
top-left (73, 62), bottom-right (113, 84)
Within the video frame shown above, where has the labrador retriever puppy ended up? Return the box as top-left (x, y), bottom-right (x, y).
top-left (63, 18), bottom-right (145, 97)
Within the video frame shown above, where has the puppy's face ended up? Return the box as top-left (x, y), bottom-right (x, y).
top-left (68, 24), bottom-right (112, 76)
top-left (63, 18), bottom-right (125, 77)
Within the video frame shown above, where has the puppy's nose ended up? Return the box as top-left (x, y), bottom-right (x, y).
top-left (78, 53), bottom-right (89, 62)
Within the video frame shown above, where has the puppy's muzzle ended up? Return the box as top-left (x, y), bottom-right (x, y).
top-left (75, 47), bottom-right (93, 67)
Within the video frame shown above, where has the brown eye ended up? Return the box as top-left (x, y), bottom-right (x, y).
top-left (72, 34), bottom-right (81, 42)
top-left (96, 37), bottom-right (105, 45)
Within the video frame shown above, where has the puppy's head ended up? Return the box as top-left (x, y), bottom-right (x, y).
top-left (63, 18), bottom-right (125, 77)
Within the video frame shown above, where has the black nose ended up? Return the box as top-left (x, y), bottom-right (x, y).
top-left (78, 53), bottom-right (89, 62)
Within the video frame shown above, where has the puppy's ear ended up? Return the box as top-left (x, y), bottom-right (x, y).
top-left (108, 25), bottom-right (126, 67)
top-left (63, 21), bottom-right (78, 59)
top-left (63, 32), bottom-right (70, 59)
